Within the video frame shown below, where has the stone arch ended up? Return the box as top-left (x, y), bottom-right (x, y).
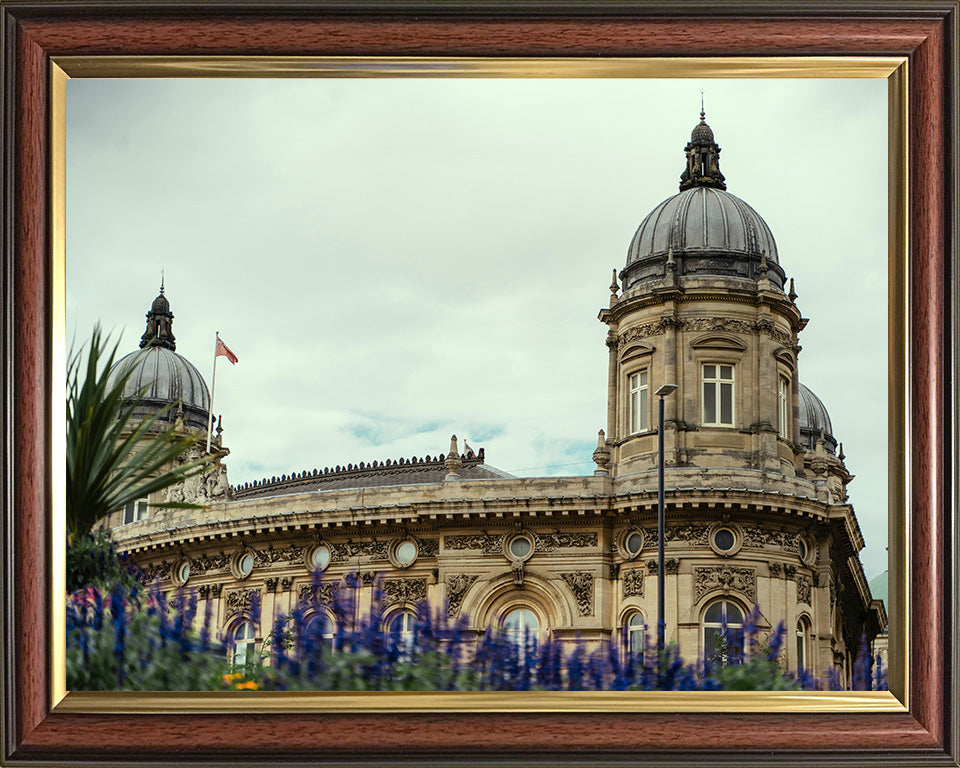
top-left (460, 569), bottom-right (575, 631)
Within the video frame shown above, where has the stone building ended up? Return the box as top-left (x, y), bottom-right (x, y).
top-left (107, 112), bottom-right (885, 680)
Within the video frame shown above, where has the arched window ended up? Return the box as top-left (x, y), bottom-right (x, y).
top-left (624, 612), bottom-right (646, 659)
top-left (306, 612), bottom-right (335, 651)
top-left (387, 610), bottom-right (418, 655)
top-left (503, 608), bottom-right (540, 653)
top-left (231, 620), bottom-right (257, 667)
top-left (796, 617), bottom-right (811, 671)
top-left (702, 600), bottom-right (745, 664)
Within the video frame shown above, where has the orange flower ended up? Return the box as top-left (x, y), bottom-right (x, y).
top-left (234, 680), bottom-right (259, 691)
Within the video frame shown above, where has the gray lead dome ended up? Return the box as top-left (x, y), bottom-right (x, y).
top-left (798, 383), bottom-right (837, 455)
top-left (108, 347), bottom-right (210, 430)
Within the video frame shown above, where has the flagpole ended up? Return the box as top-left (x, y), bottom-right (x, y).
top-left (206, 331), bottom-right (219, 453)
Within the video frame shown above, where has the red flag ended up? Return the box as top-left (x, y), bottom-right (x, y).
top-left (216, 336), bottom-right (238, 365)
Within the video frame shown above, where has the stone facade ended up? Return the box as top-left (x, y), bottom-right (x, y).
top-left (107, 113), bottom-right (884, 684)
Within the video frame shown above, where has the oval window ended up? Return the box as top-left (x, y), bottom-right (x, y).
top-left (311, 545), bottom-right (331, 571)
top-left (177, 561), bottom-right (190, 583)
top-left (625, 531), bottom-right (643, 556)
top-left (395, 540), bottom-right (418, 567)
top-left (508, 536), bottom-right (532, 559)
top-left (798, 539), bottom-right (807, 561)
top-left (238, 553), bottom-right (254, 577)
top-left (714, 528), bottom-right (735, 552)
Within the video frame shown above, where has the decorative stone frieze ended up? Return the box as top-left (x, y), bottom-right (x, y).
top-left (332, 540), bottom-right (389, 562)
top-left (560, 571), bottom-right (594, 616)
top-left (444, 533), bottom-right (504, 553)
top-left (298, 581), bottom-right (336, 605)
top-left (693, 565), bottom-right (757, 603)
top-left (188, 550), bottom-right (231, 576)
top-left (252, 543), bottom-right (306, 567)
top-left (383, 577), bottom-right (427, 606)
top-left (533, 531), bottom-right (598, 551)
top-left (622, 569), bottom-right (644, 598)
top-left (741, 527), bottom-right (800, 554)
top-left (224, 587), bottom-right (262, 619)
top-left (618, 317), bottom-right (795, 351)
top-left (445, 574), bottom-right (479, 617)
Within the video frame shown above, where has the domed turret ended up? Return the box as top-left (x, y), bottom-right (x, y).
top-left (108, 286), bottom-right (210, 430)
top-left (619, 111), bottom-right (785, 293)
top-left (798, 383), bottom-right (837, 455)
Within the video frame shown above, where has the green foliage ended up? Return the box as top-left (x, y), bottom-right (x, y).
top-left (65, 529), bottom-right (140, 594)
top-left (66, 325), bottom-right (211, 538)
top-left (711, 653), bottom-right (801, 691)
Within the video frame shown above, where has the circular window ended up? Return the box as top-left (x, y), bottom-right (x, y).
top-left (798, 539), bottom-right (807, 561)
top-left (388, 539), bottom-right (419, 569)
top-left (309, 544), bottom-right (331, 572)
top-left (176, 561), bottom-right (190, 584)
top-left (505, 532), bottom-right (535, 563)
top-left (707, 522), bottom-right (742, 557)
top-left (619, 528), bottom-right (645, 560)
top-left (714, 528), bottom-right (735, 551)
top-left (237, 552), bottom-right (254, 578)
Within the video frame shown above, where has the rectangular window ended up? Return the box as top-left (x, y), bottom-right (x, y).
top-left (123, 498), bottom-right (149, 524)
top-left (778, 376), bottom-right (790, 439)
top-left (702, 364), bottom-right (735, 426)
top-left (628, 370), bottom-right (649, 434)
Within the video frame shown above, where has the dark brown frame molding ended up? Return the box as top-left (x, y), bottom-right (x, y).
top-left (1, 2), bottom-right (957, 766)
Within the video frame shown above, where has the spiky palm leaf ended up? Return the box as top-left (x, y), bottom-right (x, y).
top-left (66, 326), bottom-right (213, 538)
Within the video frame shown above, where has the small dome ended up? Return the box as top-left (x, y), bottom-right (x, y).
top-left (109, 347), bottom-right (210, 430)
top-left (798, 383), bottom-right (837, 455)
top-left (150, 292), bottom-right (170, 314)
top-left (690, 119), bottom-right (715, 145)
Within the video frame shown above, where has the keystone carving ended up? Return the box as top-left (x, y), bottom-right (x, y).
top-left (224, 587), bottom-right (262, 619)
top-left (693, 565), bottom-right (757, 603)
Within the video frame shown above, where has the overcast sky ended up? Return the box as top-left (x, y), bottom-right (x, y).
top-left (65, 77), bottom-right (888, 580)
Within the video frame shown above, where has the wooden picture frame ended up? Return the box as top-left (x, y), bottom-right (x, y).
top-left (2, 2), bottom-right (957, 765)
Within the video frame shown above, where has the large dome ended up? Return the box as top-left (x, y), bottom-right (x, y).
top-left (798, 383), bottom-right (837, 455)
top-left (108, 346), bottom-right (210, 430)
top-left (620, 114), bottom-right (785, 293)
top-left (107, 286), bottom-right (211, 431)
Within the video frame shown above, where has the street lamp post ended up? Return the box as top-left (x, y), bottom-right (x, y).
top-left (654, 384), bottom-right (678, 663)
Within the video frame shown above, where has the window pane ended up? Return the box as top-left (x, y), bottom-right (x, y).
top-left (630, 390), bottom-right (639, 433)
top-left (725, 603), bottom-right (744, 623)
top-left (720, 365), bottom-right (733, 380)
top-left (704, 382), bottom-right (716, 423)
top-left (703, 364), bottom-right (716, 379)
top-left (639, 370), bottom-right (648, 386)
top-left (639, 394), bottom-right (648, 431)
top-left (720, 382), bottom-right (733, 423)
top-left (705, 603), bottom-right (725, 623)
top-left (124, 502), bottom-right (135, 524)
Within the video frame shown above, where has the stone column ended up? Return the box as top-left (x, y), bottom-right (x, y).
top-left (605, 329), bottom-right (619, 442)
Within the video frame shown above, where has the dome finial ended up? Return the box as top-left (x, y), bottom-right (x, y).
top-left (680, 109), bottom-right (726, 191)
top-left (140, 284), bottom-right (176, 351)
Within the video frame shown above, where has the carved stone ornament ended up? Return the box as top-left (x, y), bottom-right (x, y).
top-left (769, 562), bottom-right (783, 578)
top-left (138, 560), bottom-right (172, 585)
top-left (383, 577), bottom-right (428, 606)
top-left (164, 445), bottom-right (231, 505)
top-left (784, 564), bottom-right (797, 579)
top-left (253, 543), bottom-right (306, 568)
top-left (187, 550), bottom-right (231, 576)
top-left (415, 538), bottom-right (440, 558)
top-left (643, 525), bottom-right (710, 547)
top-left (622, 569), bottom-right (644, 598)
top-left (210, 584), bottom-right (223, 598)
top-left (298, 581), bottom-right (336, 606)
top-left (197, 585), bottom-right (211, 600)
top-left (646, 558), bottom-right (680, 575)
top-left (534, 532), bottom-right (599, 552)
top-left (693, 565), bottom-right (757, 603)
top-left (618, 317), bottom-right (795, 351)
top-left (796, 574), bottom-right (813, 606)
top-left (224, 587), bottom-right (262, 619)
top-left (444, 533), bottom-right (505, 554)
top-left (741, 527), bottom-right (800, 554)
top-left (264, 577), bottom-right (279, 593)
top-left (332, 540), bottom-right (390, 562)
top-left (560, 571), bottom-right (595, 617)
top-left (445, 574), bottom-right (479, 617)
top-left (280, 577), bottom-right (294, 593)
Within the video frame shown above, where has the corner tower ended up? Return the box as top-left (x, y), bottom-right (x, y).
top-left (598, 113), bottom-right (808, 482)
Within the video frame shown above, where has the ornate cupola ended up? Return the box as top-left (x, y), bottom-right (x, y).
top-left (598, 112), bottom-right (809, 485)
top-left (139, 280), bottom-right (176, 351)
top-left (679, 109), bottom-right (727, 191)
